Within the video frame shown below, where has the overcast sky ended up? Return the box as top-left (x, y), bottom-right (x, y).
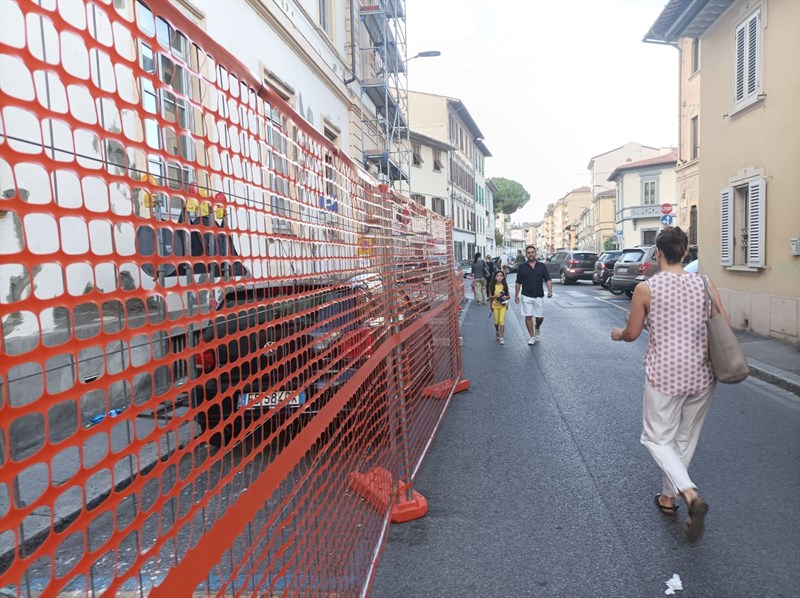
top-left (405, 0), bottom-right (678, 224)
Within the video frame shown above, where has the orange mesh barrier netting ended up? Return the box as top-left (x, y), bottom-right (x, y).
top-left (0, 0), bottom-right (464, 595)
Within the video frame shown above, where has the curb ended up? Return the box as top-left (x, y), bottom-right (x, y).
top-left (747, 358), bottom-right (800, 397)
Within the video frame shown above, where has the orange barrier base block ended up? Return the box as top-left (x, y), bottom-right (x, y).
top-left (390, 487), bottom-right (428, 523)
top-left (349, 467), bottom-right (428, 523)
top-left (421, 378), bottom-right (470, 399)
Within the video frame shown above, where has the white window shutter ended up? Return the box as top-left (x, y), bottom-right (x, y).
top-left (720, 187), bottom-right (733, 266)
top-left (735, 23), bottom-right (746, 104)
top-left (747, 178), bottom-right (765, 267)
top-left (747, 13), bottom-right (759, 97)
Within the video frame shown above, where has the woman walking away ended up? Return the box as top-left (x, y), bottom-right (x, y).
top-left (488, 271), bottom-right (510, 344)
top-left (471, 252), bottom-right (488, 305)
top-left (485, 255), bottom-right (496, 292)
top-left (611, 227), bottom-right (728, 542)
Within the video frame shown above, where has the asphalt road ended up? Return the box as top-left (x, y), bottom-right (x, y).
top-left (370, 277), bottom-right (800, 598)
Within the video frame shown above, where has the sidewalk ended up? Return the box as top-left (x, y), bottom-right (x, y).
top-left (735, 330), bottom-right (800, 395)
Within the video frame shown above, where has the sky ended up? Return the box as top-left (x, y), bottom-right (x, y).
top-left (404, 0), bottom-right (678, 224)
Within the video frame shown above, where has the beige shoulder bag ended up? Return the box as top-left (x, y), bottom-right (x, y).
top-left (702, 276), bottom-right (749, 383)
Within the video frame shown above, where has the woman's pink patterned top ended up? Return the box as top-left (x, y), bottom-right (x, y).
top-left (645, 272), bottom-right (715, 395)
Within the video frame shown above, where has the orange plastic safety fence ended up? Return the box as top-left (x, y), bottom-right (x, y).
top-left (0, 0), bottom-right (464, 596)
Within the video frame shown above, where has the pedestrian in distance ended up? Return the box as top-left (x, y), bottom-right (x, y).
top-left (515, 249), bottom-right (525, 266)
top-left (488, 270), bottom-right (510, 344)
top-left (484, 254), bottom-right (496, 291)
top-left (611, 226), bottom-right (727, 542)
top-left (514, 245), bottom-right (552, 345)
top-left (471, 252), bottom-right (488, 305)
top-left (499, 253), bottom-right (509, 275)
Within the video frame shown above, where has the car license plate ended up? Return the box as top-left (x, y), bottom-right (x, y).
top-left (238, 390), bottom-right (306, 409)
top-left (617, 267), bottom-right (628, 273)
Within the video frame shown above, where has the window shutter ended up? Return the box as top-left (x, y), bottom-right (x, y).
top-left (720, 187), bottom-right (733, 266)
top-left (735, 23), bottom-right (746, 103)
top-left (747, 13), bottom-right (760, 97)
top-left (747, 178), bottom-right (765, 267)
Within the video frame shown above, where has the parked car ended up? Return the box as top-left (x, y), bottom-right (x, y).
top-left (544, 250), bottom-right (599, 284)
top-left (684, 259), bottom-right (698, 273)
top-left (191, 271), bottom-right (433, 447)
top-left (592, 250), bottom-right (623, 287)
top-left (460, 260), bottom-right (473, 278)
top-left (609, 245), bottom-right (699, 297)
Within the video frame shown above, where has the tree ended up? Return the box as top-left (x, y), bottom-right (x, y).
top-left (603, 236), bottom-right (615, 251)
top-left (495, 228), bottom-right (504, 246)
top-left (489, 177), bottom-right (530, 215)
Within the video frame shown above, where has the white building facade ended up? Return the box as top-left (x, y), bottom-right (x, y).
top-left (608, 152), bottom-right (678, 248)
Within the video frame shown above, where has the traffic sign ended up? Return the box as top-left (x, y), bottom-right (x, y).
top-left (661, 203), bottom-right (673, 215)
top-left (660, 214), bottom-right (674, 226)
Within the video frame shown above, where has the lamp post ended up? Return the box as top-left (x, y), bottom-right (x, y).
top-left (395, 50), bottom-right (440, 192)
top-left (406, 50), bottom-right (441, 62)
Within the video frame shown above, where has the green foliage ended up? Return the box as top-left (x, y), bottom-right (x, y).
top-left (495, 228), bottom-right (504, 246)
top-left (603, 236), bottom-right (615, 251)
top-left (489, 178), bottom-right (531, 215)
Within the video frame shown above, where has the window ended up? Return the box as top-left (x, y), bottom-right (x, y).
top-left (641, 230), bottom-right (657, 245)
top-left (411, 194), bottom-right (425, 207)
top-left (642, 179), bottom-right (657, 205)
top-left (734, 10), bottom-right (761, 110)
top-left (323, 121), bottom-right (338, 145)
top-left (412, 143), bottom-right (422, 167)
top-left (319, 0), bottom-right (332, 37)
top-left (690, 116), bottom-right (699, 161)
top-left (433, 149), bottom-right (443, 172)
top-left (720, 179), bottom-right (765, 268)
top-left (691, 38), bottom-right (700, 73)
top-left (431, 197), bottom-right (445, 216)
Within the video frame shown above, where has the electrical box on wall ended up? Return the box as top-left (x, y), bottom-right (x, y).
top-left (791, 238), bottom-right (800, 256)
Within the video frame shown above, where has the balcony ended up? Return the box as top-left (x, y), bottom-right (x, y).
top-left (617, 203), bottom-right (675, 222)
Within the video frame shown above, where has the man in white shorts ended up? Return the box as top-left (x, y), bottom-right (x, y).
top-left (514, 245), bottom-right (553, 345)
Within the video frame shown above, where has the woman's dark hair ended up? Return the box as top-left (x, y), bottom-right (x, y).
top-left (473, 252), bottom-right (482, 262)
top-left (491, 271), bottom-right (509, 298)
top-left (656, 226), bottom-right (688, 264)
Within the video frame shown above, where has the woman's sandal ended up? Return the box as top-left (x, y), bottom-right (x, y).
top-left (685, 497), bottom-right (709, 542)
top-left (655, 494), bottom-right (679, 517)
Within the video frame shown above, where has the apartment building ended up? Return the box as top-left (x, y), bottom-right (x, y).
top-left (409, 130), bottom-right (452, 218)
top-left (485, 178), bottom-right (498, 258)
top-left (408, 91), bottom-right (489, 263)
top-left (593, 189), bottom-right (618, 250)
top-left (646, 0), bottom-right (800, 344)
top-left (548, 187), bottom-right (591, 250)
top-left (608, 152), bottom-right (678, 247)
top-left (475, 139), bottom-right (493, 258)
top-left (587, 142), bottom-right (662, 251)
top-left (674, 36), bottom-right (702, 245)
top-left (173, 0), bottom-right (410, 183)
top-left (542, 204), bottom-right (555, 254)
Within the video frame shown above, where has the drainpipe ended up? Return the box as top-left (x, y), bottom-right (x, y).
top-left (344, 0), bottom-right (357, 85)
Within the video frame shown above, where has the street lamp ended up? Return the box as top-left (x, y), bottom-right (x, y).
top-left (406, 50), bottom-right (441, 63)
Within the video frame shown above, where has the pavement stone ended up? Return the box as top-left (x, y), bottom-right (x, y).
top-left (735, 330), bottom-right (800, 396)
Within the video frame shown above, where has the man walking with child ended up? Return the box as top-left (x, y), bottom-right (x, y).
top-left (514, 245), bottom-right (552, 345)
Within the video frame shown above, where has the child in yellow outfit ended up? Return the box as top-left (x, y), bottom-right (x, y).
top-left (488, 271), bottom-right (510, 344)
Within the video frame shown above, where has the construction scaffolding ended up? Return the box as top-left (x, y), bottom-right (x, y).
top-left (359, 0), bottom-right (409, 190)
